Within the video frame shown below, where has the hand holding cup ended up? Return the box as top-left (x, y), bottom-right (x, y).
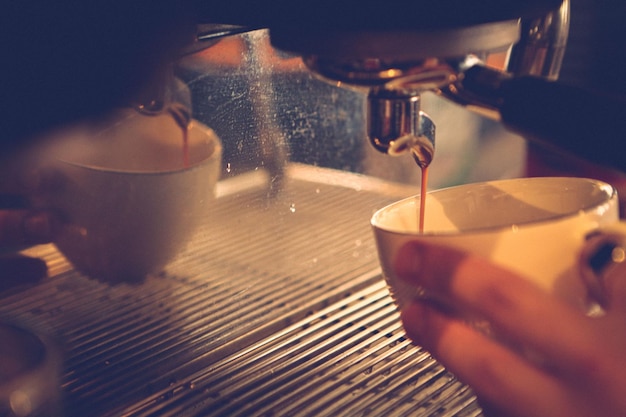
top-left (371, 177), bottom-right (626, 416)
top-left (9, 110), bottom-right (221, 284)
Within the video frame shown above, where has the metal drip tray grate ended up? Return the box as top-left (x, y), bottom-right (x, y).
top-left (1, 165), bottom-right (482, 416)
top-left (126, 281), bottom-right (481, 417)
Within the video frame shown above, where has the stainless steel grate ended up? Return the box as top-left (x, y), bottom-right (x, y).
top-left (1, 165), bottom-right (482, 416)
top-left (125, 281), bottom-right (481, 417)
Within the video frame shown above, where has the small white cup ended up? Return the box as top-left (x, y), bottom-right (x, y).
top-left (371, 177), bottom-right (621, 314)
top-left (33, 112), bottom-right (222, 283)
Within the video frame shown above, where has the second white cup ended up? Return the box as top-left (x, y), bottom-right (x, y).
top-left (34, 113), bottom-right (222, 283)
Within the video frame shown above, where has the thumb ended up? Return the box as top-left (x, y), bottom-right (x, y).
top-left (395, 240), bottom-right (467, 293)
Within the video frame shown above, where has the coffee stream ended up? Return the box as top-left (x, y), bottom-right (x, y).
top-left (419, 166), bottom-right (428, 233)
top-left (168, 105), bottom-right (192, 168)
top-left (411, 141), bottom-right (434, 234)
top-left (182, 128), bottom-right (189, 168)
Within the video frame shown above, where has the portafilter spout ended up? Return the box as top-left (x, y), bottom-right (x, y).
top-left (367, 87), bottom-right (436, 169)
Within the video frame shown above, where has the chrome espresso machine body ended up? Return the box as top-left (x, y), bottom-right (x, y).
top-left (194, 0), bottom-right (626, 174)
top-left (198, 0), bottom-right (571, 171)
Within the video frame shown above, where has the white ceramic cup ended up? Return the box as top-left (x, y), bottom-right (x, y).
top-left (371, 177), bottom-right (622, 314)
top-left (33, 112), bottom-right (222, 283)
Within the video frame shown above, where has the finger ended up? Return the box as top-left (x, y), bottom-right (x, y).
top-left (604, 258), bottom-right (626, 314)
top-left (579, 229), bottom-right (626, 313)
top-left (401, 301), bottom-right (588, 417)
top-left (395, 241), bottom-right (597, 374)
top-left (0, 255), bottom-right (48, 290)
top-left (0, 165), bottom-right (64, 198)
top-left (0, 210), bottom-right (61, 247)
top-left (596, 248), bottom-right (626, 315)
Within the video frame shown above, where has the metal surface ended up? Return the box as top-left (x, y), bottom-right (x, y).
top-left (296, 1), bottom-right (569, 158)
top-left (2, 165), bottom-right (483, 416)
top-left (367, 88), bottom-right (435, 168)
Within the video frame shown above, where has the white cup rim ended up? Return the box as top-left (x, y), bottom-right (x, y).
top-left (371, 177), bottom-right (617, 237)
top-left (55, 121), bottom-right (221, 176)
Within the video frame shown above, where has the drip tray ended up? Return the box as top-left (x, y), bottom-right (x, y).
top-left (2, 164), bottom-right (482, 416)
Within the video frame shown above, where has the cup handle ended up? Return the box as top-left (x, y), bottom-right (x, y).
top-left (580, 222), bottom-right (626, 310)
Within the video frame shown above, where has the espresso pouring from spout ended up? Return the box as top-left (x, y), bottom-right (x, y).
top-left (367, 87), bottom-right (435, 168)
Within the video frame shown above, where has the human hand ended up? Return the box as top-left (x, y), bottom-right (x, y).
top-left (0, 165), bottom-right (61, 289)
top-left (396, 240), bottom-right (626, 417)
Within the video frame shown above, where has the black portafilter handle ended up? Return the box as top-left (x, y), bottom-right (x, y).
top-left (499, 75), bottom-right (626, 173)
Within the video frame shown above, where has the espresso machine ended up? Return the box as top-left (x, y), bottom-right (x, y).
top-left (2, 1), bottom-right (626, 416)
top-left (194, 0), bottom-right (625, 173)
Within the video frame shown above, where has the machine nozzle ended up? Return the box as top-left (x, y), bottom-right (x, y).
top-left (367, 88), bottom-right (435, 167)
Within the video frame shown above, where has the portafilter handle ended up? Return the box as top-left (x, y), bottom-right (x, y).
top-left (449, 65), bottom-right (626, 173)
